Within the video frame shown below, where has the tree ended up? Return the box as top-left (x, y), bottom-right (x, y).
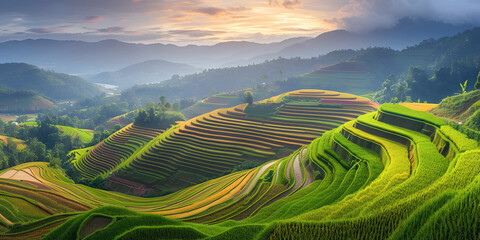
top-left (27, 138), bottom-right (47, 162)
top-left (243, 91), bottom-right (253, 105)
top-left (16, 115), bottom-right (29, 123)
top-left (460, 80), bottom-right (468, 93)
top-left (159, 96), bottom-right (166, 106)
top-left (179, 98), bottom-right (196, 110)
top-left (475, 71), bottom-right (480, 90)
top-left (172, 102), bottom-right (180, 111)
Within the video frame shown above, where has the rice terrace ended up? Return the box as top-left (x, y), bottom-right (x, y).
top-left (1, 0), bottom-right (480, 239)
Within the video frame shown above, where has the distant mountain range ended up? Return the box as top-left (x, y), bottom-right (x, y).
top-left (89, 60), bottom-right (200, 89)
top-left (239, 18), bottom-right (476, 65)
top-left (0, 37), bottom-right (309, 76)
top-left (123, 26), bottom-right (480, 106)
top-left (0, 18), bottom-right (475, 77)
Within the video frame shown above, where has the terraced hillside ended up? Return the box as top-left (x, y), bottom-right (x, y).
top-left (19, 122), bottom-right (94, 144)
top-left (72, 124), bottom-right (163, 179)
top-left (0, 94), bottom-right (56, 113)
top-left (95, 112), bottom-right (135, 131)
top-left (283, 62), bottom-right (377, 96)
top-left (74, 90), bottom-right (377, 191)
top-left (57, 126), bottom-right (94, 144)
top-left (0, 135), bottom-right (26, 150)
top-left (0, 103), bottom-right (479, 239)
top-left (181, 91), bottom-right (244, 119)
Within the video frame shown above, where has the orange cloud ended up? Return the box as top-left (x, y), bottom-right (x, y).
top-left (269, 0), bottom-right (302, 9)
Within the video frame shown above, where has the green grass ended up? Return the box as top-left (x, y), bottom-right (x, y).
top-left (430, 90), bottom-right (480, 118)
top-left (58, 125), bottom-right (93, 144)
top-left (2, 97), bottom-right (480, 240)
top-left (290, 71), bottom-right (377, 96)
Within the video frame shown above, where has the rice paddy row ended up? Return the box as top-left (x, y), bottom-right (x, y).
top-left (72, 124), bottom-right (163, 178)
top-left (1, 94), bottom-right (477, 239)
top-left (118, 90), bottom-right (377, 185)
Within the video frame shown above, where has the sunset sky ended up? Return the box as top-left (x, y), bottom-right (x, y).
top-left (0, 0), bottom-right (479, 45)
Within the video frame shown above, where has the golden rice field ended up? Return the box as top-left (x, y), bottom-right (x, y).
top-left (73, 90), bottom-right (378, 190)
top-left (0, 102), bottom-right (478, 239)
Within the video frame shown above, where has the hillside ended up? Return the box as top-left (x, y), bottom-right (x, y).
top-left (0, 135), bottom-right (26, 150)
top-left (0, 102), bottom-right (478, 239)
top-left (355, 28), bottom-right (480, 103)
top-left (89, 59), bottom-right (200, 89)
top-left (181, 91), bottom-right (246, 119)
top-left (0, 63), bottom-right (103, 101)
top-left (274, 18), bottom-right (475, 59)
top-left (0, 88), bottom-right (55, 113)
top-left (72, 90), bottom-right (377, 195)
top-left (120, 50), bottom-right (359, 104)
top-left (274, 61), bottom-right (377, 96)
top-left (430, 90), bottom-right (480, 140)
top-left (20, 122), bottom-right (94, 144)
top-left (121, 28), bottom-right (480, 107)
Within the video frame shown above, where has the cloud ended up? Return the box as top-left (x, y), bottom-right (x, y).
top-left (228, 6), bottom-right (251, 12)
top-left (0, 0), bottom-right (170, 23)
top-left (26, 25), bottom-right (70, 34)
top-left (27, 28), bottom-right (57, 34)
top-left (193, 7), bottom-right (227, 15)
top-left (189, 5), bottom-right (250, 16)
top-left (84, 16), bottom-right (104, 24)
top-left (333, 0), bottom-right (480, 32)
top-left (269, 0), bottom-right (302, 9)
top-left (169, 29), bottom-right (225, 37)
top-left (97, 27), bottom-right (125, 33)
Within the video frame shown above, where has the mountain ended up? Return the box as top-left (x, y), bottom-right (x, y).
top-left (262, 17), bottom-right (477, 60)
top-left (0, 86), bottom-right (55, 113)
top-left (0, 18), bottom-right (473, 76)
top-left (0, 38), bottom-right (309, 76)
top-left (120, 49), bottom-right (359, 105)
top-left (268, 27), bottom-right (480, 104)
top-left (89, 59), bottom-right (200, 89)
top-left (0, 63), bottom-right (103, 100)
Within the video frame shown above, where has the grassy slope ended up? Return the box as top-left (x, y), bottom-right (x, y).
top-left (74, 90), bottom-right (377, 194)
top-left (430, 90), bottom-right (480, 135)
top-left (0, 93), bottom-right (55, 113)
top-left (19, 122), bottom-right (94, 144)
top-left (1, 102), bottom-right (479, 239)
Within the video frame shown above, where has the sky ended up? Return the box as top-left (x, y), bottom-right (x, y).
top-left (0, 0), bottom-right (479, 45)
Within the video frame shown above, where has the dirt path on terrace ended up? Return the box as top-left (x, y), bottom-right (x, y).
top-left (235, 161), bottom-right (278, 198)
top-left (0, 169), bottom-right (40, 183)
top-left (259, 153), bottom-right (304, 209)
top-left (300, 149), bottom-right (315, 188)
top-left (285, 155), bottom-right (295, 180)
top-left (256, 150), bottom-right (316, 208)
top-left (289, 154), bottom-right (304, 193)
top-left (0, 213), bottom-right (12, 225)
top-left (450, 100), bottom-right (479, 121)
